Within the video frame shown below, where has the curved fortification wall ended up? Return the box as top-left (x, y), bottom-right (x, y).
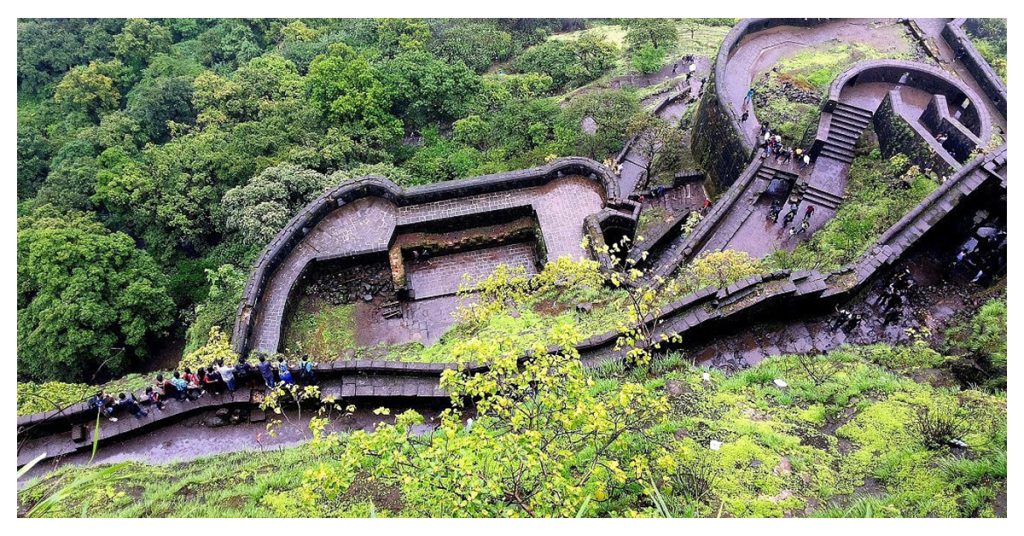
top-left (231, 157), bottom-right (625, 356)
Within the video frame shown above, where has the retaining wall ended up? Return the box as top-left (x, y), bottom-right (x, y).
top-left (691, 18), bottom-right (832, 192)
top-left (232, 157), bottom-right (623, 355)
top-left (874, 90), bottom-right (959, 175)
top-left (20, 147), bottom-right (1005, 467)
top-left (942, 19), bottom-right (1007, 118)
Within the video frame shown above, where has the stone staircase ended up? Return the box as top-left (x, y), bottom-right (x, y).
top-left (796, 183), bottom-right (845, 211)
top-left (820, 102), bottom-right (874, 163)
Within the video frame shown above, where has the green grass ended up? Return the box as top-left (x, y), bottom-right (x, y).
top-left (766, 151), bottom-right (938, 272)
top-left (18, 445), bottom-right (329, 517)
top-left (19, 343), bottom-right (1006, 518)
top-left (281, 300), bottom-right (356, 360)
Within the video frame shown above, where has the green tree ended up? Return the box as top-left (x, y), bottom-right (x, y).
top-left (513, 35), bottom-right (617, 90)
top-left (18, 207), bottom-right (175, 382)
top-left (307, 43), bottom-right (403, 151)
top-left (373, 18), bottom-right (431, 56)
top-left (17, 19), bottom-right (120, 94)
top-left (113, 19), bottom-right (173, 72)
top-left (625, 19), bottom-right (678, 50)
top-left (631, 44), bottom-right (666, 74)
top-left (626, 112), bottom-right (687, 190)
top-left (53, 60), bottom-right (125, 120)
top-left (381, 49), bottom-right (482, 129)
top-left (219, 163), bottom-right (333, 247)
top-left (184, 263), bottom-right (248, 354)
top-left (561, 89), bottom-right (641, 159)
top-left (125, 75), bottom-right (196, 142)
top-left (430, 21), bottom-right (514, 73)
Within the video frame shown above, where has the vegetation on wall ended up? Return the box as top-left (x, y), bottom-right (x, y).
top-left (766, 152), bottom-right (937, 272)
top-left (964, 19), bottom-right (1007, 82)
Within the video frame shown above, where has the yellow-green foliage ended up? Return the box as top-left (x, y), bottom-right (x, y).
top-left (17, 381), bottom-right (92, 416)
top-left (18, 343), bottom-right (1006, 518)
top-left (675, 249), bottom-right (765, 294)
top-left (179, 326), bottom-right (239, 372)
top-left (390, 257), bottom-right (623, 363)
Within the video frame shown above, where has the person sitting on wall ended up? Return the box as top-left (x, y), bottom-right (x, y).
top-left (170, 372), bottom-right (190, 401)
top-left (90, 391), bottom-right (118, 422)
top-left (117, 392), bottom-right (148, 419)
top-left (298, 355), bottom-right (318, 385)
top-left (140, 386), bottom-right (165, 411)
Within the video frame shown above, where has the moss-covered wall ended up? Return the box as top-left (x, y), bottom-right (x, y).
top-left (691, 76), bottom-right (753, 196)
top-left (873, 92), bottom-right (957, 177)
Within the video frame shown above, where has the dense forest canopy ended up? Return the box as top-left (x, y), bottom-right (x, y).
top-left (17, 18), bottom-right (689, 382)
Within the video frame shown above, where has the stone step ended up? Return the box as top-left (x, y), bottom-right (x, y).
top-left (819, 146), bottom-right (856, 164)
top-left (823, 142), bottom-right (856, 157)
top-left (802, 189), bottom-right (844, 210)
top-left (826, 128), bottom-right (860, 145)
top-left (830, 114), bottom-right (870, 132)
top-left (834, 102), bottom-right (875, 119)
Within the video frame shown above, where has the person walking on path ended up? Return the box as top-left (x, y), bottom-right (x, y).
top-left (804, 204), bottom-right (815, 220)
top-left (741, 110), bottom-right (749, 122)
top-left (783, 207), bottom-right (798, 227)
top-left (744, 88), bottom-right (755, 105)
top-left (800, 153), bottom-right (811, 170)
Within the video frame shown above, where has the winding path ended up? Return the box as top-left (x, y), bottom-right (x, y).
top-left (17, 18), bottom-right (1008, 474)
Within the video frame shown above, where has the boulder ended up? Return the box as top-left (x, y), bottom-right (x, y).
top-left (774, 457), bottom-right (792, 476)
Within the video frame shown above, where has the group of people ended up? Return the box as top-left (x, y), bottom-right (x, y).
top-left (758, 123), bottom-right (812, 170)
top-left (768, 195), bottom-right (815, 237)
top-left (878, 267), bottom-right (916, 325)
top-left (953, 226), bottom-right (1007, 285)
top-left (89, 355), bottom-right (319, 421)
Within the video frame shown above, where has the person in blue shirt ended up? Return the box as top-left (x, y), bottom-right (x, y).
top-left (117, 392), bottom-right (148, 419)
top-left (90, 391), bottom-right (117, 421)
top-left (298, 355), bottom-right (317, 385)
top-left (257, 355), bottom-right (275, 388)
top-left (170, 371), bottom-right (189, 400)
top-left (277, 356), bottom-right (294, 385)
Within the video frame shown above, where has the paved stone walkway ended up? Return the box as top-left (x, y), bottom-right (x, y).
top-left (724, 19), bottom-right (918, 147)
top-left (617, 58), bottom-right (712, 196)
top-left (407, 243), bottom-right (538, 300)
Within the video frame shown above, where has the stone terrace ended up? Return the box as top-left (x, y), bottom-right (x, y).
top-left (247, 175), bottom-right (607, 354)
